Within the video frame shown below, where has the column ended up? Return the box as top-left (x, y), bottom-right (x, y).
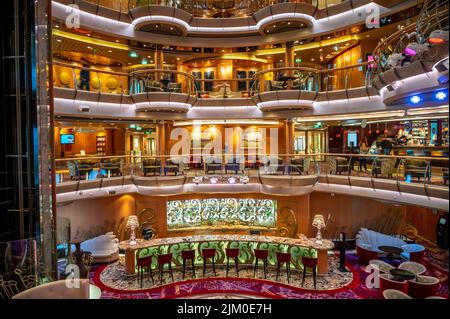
top-left (285, 41), bottom-right (295, 77)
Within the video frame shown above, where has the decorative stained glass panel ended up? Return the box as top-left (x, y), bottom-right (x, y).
top-left (167, 198), bottom-right (277, 230)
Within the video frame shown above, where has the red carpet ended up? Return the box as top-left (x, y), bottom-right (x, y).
top-left (90, 252), bottom-right (448, 299)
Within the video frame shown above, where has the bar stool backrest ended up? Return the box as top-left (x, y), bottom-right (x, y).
top-left (202, 248), bottom-right (216, 258)
top-left (225, 248), bottom-right (239, 258)
top-left (158, 253), bottom-right (173, 264)
top-left (276, 252), bottom-right (291, 263)
top-left (254, 249), bottom-right (269, 259)
top-left (301, 256), bottom-right (318, 269)
top-left (181, 249), bottom-right (195, 260)
top-left (137, 256), bottom-right (152, 267)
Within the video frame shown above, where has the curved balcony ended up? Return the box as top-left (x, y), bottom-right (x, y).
top-left (370, 0), bottom-right (449, 104)
top-left (53, 62), bottom-right (197, 114)
top-left (54, 153), bottom-right (449, 211)
top-left (53, 0), bottom-right (418, 45)
top-left (250, 63), bottom-right (378, 112)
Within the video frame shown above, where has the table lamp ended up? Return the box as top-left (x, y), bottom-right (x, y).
top-left (312, 214), bottom-right (326, 244)
top-left (126, 215), bottom-right (139, 245)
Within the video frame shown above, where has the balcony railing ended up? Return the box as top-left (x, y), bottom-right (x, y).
top-left (250, 62), bottom-right (375, 96)
top-left (125, 0), bottom-right (345, 18)
top-left (54, 153), bottom-right (449, 189)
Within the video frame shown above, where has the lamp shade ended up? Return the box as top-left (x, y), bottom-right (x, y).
top-left (126, 215), bottom-right (139, 228)
top-left (312, 214), bottom-right (326, 228)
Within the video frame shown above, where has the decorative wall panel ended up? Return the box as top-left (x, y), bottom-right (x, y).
top-left (167, 198), bottom-right (277, 230)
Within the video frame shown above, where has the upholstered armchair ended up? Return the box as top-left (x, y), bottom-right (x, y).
top-left (142, 158), bottom-right (161, 176)
top-left (326, 156), bottom-right (349, 175)
top-left (368, 259), bottom-right (395, 274)
top-left (290, 157), bottom-right (309, 175)
top-left (102, 159), bottom-right (123, 176)
top-left (404, 159), bottom-right (431, 182)
top-left (372, 158), bottom-right (396, 178)
top-left (75, 232), bottom-right (119, 264)
top-left (205, 160), bottom-right (222, 174)
top-left (165, 159), bottom-right (181, 175)
top-left (408, 275), bottom-right (440, 299)
top-left (379, 273), bottom-right (408, 294)
top-left (401, 244), bottom-right (426, 262)
top-left (382, 289), bottom-right (412, 299)
top-left (398, 261), bottom-right (427, 276)
top-left (224, 157), bottom-right (243, 174)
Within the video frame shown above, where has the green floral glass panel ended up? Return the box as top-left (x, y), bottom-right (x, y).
top-left (167, 198), bottom-right (277, 230)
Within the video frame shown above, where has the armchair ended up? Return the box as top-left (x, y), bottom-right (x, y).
top-left (372, 158), bottom-right (396, 178)
top-left (408, 275), bottom-right (440, 299)
top-left (165, 160), bottom-right (180, 176)
top-left (76, 161), bottom-right (92, 178)
top-left (142, 158), bottom-right (161, 176)
top-left (326, 156), bottom-right (350, 175)
top-left (268, 157), bottom-right (285, 175)
top-left (102, 159), bottom-right (123, 176)
top-left (400, 244), bottom-right (426, 262)
top-left (205, 160), bottom-right (222, 174)
top-left (379, 273), bottom-right (408, 294)
top-left (75, 232), bottom-right (119, 264)
top-left (398, 261), bottom-right (426, 276)
top-left (290, 157), bottom-right (309, 175)
top-left (224, 157), bottom-right (243, 174)
top-left (404, 159), bottom-right (431, 182)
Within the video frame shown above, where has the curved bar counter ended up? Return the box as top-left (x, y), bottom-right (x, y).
top-left (119, 234), bottom-right (334, 276)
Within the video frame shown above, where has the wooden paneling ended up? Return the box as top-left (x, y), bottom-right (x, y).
top-left (309, 192), bottom-right (407, 239)
top-left (406, 206), bottom-right (448, 243)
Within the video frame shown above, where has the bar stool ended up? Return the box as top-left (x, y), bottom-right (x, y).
top-left (276, 252), bottom-right (292, 283)
top-left (136, 255), bottom-right (154, 288)
top-left (301, 256), bottom-right (318, 289)
top-left (181, 249), bottom-right (196, 279)
top-left (253, 249), bottom-right (269, 279)
top-left (201, 248), bottom-right (217, 277)
top-left (225, 248), bottom-right (240, 277)
top-left (157, 253), bottom-right (174, 284)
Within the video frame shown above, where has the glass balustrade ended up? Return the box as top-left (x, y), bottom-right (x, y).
top-left (53, 153), bottom-right (449, 188)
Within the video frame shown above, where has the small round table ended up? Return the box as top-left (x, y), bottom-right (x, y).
top-left (390, 268), bottom-right (416, 282)
top-left (378, 246), bottom-right (403, 263)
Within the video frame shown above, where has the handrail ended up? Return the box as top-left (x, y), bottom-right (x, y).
top-left (54, 153), bottom-right (449, 163)
top-left (129, 68), bottom-right (197, 82)
top-left (53, 61), bottom-right (128, 77)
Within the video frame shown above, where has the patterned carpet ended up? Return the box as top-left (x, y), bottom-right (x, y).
top-left (90, 250), bottom-right (449, 299)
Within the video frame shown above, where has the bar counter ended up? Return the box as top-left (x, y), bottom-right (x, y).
top-left (119, 234), bottom-right (334, 276)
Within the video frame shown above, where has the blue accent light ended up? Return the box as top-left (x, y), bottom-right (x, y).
top-left (410, 95), bottom-right (422, 104)
top-left (435, 91), bottom-right (447, 101)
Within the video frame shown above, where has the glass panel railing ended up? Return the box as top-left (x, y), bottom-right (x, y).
top-left (250, 63), bottom-right (374, 95)
top-left (53, 62), bottom-right (129, 95)
top-left (54, 153), bottom-right (449, 188)
top-left (129, 68), bottom-right (197, 97)
top-left (127, 0), bottom-right (346, 17)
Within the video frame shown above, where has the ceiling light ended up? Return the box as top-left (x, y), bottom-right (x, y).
top-left (410, 95), bottom-right (422, 104)
top-left (56, 39), bottom-right (62, 42)
top-left (318, 48), bottom-right (323, 52)
top-left (115, 40), bottom-right (119, 43)
top-left (87, 46), bottom-right (92, 49)
top-left (170, 27), bottom-right (174, 30)
top-left (311, 58), bottom-right (315, 61)
top-left (287, 22), bottom-right (291, 25)
top-left (86, 33), bottom-right (91, 36)
top-left (435, 91), bottom-right (447, 101)
top-left (108, 50), bottom-right (112, 53)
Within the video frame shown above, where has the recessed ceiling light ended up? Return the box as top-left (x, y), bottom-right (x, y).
top-left (56, 39), bottom-right (61, 42)
top-left (346, 43), bottom-right (350, 46)
top-left (147, 55), bottom-right (151, 58)
top-left (87, 46), bottom-right (92, 49)
top-left (108, 50), bottom-right (112, 53)
top-left (155, 25), bottom-right (159, 28)
top-left (273, 25), bottom-right (276, 28)
top-left (176, 57), bottom-right (180, 60)
top-left (170, 27), bottom-right (174, 30)
top-left (86, 33), bottom-right (91, 36)
top-left (319, 48), bottom-right (323, 52)
top-left (143, 44), bottom-right (146, 47)
top-left (55, 25), bottom-right (60, 28)
top-left (311, 58), bottom-right (315, 61)
top-left (115, 40), bottom-right (119, 43)
top-left (327, 36), bottom-right (331, 39)
top-left (150, 60), bottom-right (154, 63)
top-left (279, 59), bottom-right (283, 62)
top-left (267, 56), bottom-right (271, 58)
top-left (287, 22), bottom-right (291, 25)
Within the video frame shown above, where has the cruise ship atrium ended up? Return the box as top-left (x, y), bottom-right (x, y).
top-left (0, 0), bottom-right (449, 301)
